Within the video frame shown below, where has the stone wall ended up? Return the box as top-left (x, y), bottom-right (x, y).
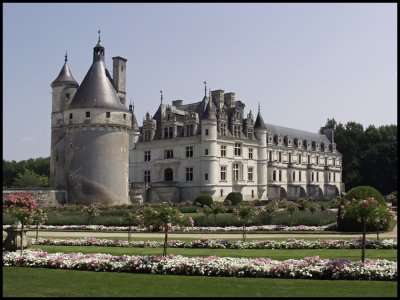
top-left (3, 189), bottom-right (68, 207)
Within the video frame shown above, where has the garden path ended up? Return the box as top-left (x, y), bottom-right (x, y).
top-left (27, 223), bottom-right (397, 239)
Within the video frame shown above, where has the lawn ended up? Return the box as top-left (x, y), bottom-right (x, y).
top-left (30, 244), bottom-right (397, 261)
top-left (3, 267), bottom-right (397, 297)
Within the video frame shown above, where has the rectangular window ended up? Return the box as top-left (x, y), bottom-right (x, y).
top-left (289, 153), bottom-right (292, 163)
top-left (221, 123), bottom-right (227, 136)
top-left (123, 114), bottom-right (126, 120)
top-left (186, 146), bottom-right (193, 158)
top-left (205, 173), bottom-right (208, 181)
top-left (106, 112), bottom-right (111, 118)
top-left (248, 167), bottom-right (253, 181)
top-left (144, 130), bottom-right (151, 142)
top-left (234, 142), bottom-right (242, 156)
top-left (164, 127), bottom-right (173, 139)
top-left (205, 129), bottom-right (209, 136)
top-left (186, 168), bottom-right (193, 182)
top-left (144, 151), bottom-right (151, 161)
top-left (69, 113), bottom-right (73, 120)
top-left (220, 145), bottom-right (226, 157)
top-left (316, 156), bottom-right (319, 165)
top-left (233, 125), bottom-right (241, 137)
top-left (86, 111), bottom-right (90, 118)
top-left (278, 152), bottom-right (282, 162)
top-left (164, 150), bottom-right (174, 159)
top-left (248, 148), bottom-right (253, 159)
top-left (233, 163), bottom-right (240, 180)
top-left (333, 157), bottom-right (336, 166)
top-left (298, 154), bottom-right (301, 164)
top-left (269, 151), bottom-right (273, 161)
top-left (317, 172), bottom-right (319, 182)
top-left (333, 172), bottom-right (336, 182)
top-left (220, 166), bottom-right (227, 181)
top-left (185, 124), bottom-right (194, 136)
top-left (308, 155), bottom-right (311, 165)
top-left (66, 93), bottom-right (70, 100)
top-left (144, 171), bottom-right (151, 183)
top-left (279, 170), bottom-right (282, 181)
top-left (325, 157), bottom-right (328, 166)
top-left (205, 149), bottom-right (209, 155)
top-left (299, 171), bottom-right (302, 181)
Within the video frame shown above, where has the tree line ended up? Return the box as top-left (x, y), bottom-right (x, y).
top-left (320, 119), bottom-right (397, 195)
top-left (3, 157), bottom-right (50, 188)
top-left (3, 119), bottom-right (397, 195)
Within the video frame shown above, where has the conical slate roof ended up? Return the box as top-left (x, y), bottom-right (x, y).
top-left (254, 111), bottom-right (267, 130)
top-left (68, 57), bottom-right (128, 111)
top-left (203, 96), bottom-right (217, 120)
top-left (51, 61), bottom-right (78, 88)
top-left (67, 37), bottom-right (128, 111)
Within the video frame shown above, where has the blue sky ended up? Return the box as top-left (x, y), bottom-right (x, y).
top-left (3, 3), bottom-right (397, 161)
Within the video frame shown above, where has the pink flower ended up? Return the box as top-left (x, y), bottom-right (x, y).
top-left (361, 200), bottom-right (369, 208)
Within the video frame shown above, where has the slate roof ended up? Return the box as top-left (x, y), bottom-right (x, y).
top-left (51, 62), bottom-right (78, 88)
top-left (265, 123), bottom-right (331, 144)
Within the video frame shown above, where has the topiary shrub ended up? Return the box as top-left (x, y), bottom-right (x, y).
top-left (224, 192), bottom-right (243, 206)
top-left (337, 186), bottom-right (388, 232)
top-left (194, 194), bottom-right (213, 207)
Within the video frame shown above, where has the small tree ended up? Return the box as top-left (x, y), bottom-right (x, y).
top-left (341, 197), bottom-right (379, 262)
top-left (279, 200), bottom-right (298, 226)
top-left (31, 208), bottom-right (48, 243)
top-left (194, 194), bottom-right (213, 207)
top-left (142, 203), bottom-right (194, 256)
top-left (12, 169), bottom-right (49, 188)
top-left (121, 210), bottom-right (143, 242)
top-left (370, 205), bottom-right (396, 241)
top-left (307, 202), bottom-right (319, 215)
top-left (197, 205), bottom-right (213, 224)
top-left (210, 202), bottom-right (227, 225)
top-left (232, 202), bottom-right (259, 242)
top-left (3, 193), bottom-right (37, 255)
top-left (81, 204), bottom-right (100, 225)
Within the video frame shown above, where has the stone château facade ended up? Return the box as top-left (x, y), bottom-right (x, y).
top-left (50, 35), bottom-right (343, 205)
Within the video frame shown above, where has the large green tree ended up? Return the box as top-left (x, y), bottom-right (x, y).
top-left (3, 157), bottom-right (50, 188)
top-left (320, 119), bottom-right (397, 195)
top-left (12, 169), bottom-right (49, 188)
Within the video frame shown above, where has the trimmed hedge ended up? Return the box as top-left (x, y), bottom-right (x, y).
top-left (337, 186), bottom-right (389, 232)
top-left (194, 194), bottom-right (213, 207)
top-left (224, 192), bottom-right (243, 205)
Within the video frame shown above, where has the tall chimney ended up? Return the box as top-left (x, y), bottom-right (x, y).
top-left (112, 56), bottom-right (127, 104)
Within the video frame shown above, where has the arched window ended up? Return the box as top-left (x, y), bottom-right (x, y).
top-left (164, 168), bottom-right (173, 181)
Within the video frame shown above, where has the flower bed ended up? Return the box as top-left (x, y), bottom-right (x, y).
top-left (2, 224), bottom-right (331, 232)
top-left (31, 237), bottom-right (398, 250)
top-left (3, 250), bottom-right (397, 281)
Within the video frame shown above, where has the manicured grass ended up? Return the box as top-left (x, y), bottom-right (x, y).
top-left (3, 267), bottom-right (397, 297)
top-left (30, 245), bottom-right (397, 261)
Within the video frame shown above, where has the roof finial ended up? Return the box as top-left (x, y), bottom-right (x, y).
top-left (65, 51), bottom-right (68, 62)
top-left (258, 102), bottom-right (260, 113)
top-left (98, 29), bottom-right (101, 43)
top-left (160, 90), bottom-right (163, 104)
top-left (204, 81), bottom-right (207, 97)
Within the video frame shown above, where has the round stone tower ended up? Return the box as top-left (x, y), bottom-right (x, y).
top-left (50, 53), bottom-right (79, 189)
top-left (62, 36), bottom-right (132, 205)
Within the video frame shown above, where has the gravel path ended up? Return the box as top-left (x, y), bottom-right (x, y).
top-left (26, 223), bottom-right (397, 239)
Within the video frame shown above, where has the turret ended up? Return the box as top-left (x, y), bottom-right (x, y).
top-left (254, 104), bottom-right (268, 199)
top-left (201, 91), bottom-right (218, 196)
top-left (50, 53), bottom-right (79, 188)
